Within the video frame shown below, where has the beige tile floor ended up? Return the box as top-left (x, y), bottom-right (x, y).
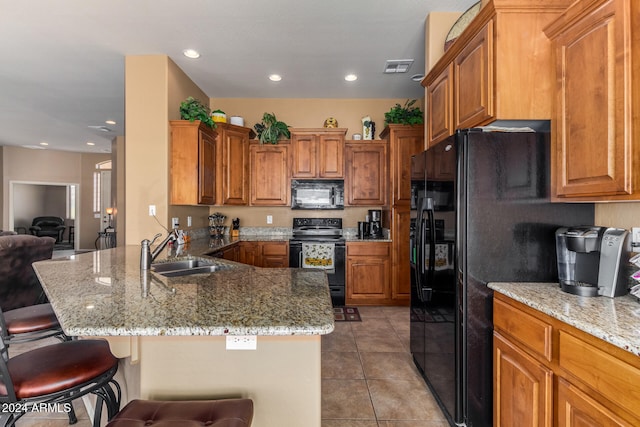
top-left (10, 305), bottom-right (449, 426)
top-left (322, 306), bottom-right (449, 427)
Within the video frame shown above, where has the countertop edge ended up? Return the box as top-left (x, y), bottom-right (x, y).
top-left (489, 282), bottom-right (640, 357)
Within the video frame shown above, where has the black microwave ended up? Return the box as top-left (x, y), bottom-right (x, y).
top-left (291, 179), bottom-right (344, 210)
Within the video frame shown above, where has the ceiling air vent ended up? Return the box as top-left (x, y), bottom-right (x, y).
top-left (383, 59), bottom-right (414, 74)
top-left (88, 125), bottom-right (112, 132)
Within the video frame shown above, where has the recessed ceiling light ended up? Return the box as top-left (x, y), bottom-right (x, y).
top-left (87, 142), bottom-right (95, 146)
top-left (345, 74), bottom-right (358, 82)
top-left (410, 73), bottom-right (425, 81)
top-left (269, 74), bottom-right (282, 82)
top-left (105, 120), bottom-right (116, 125)
top-left (39, 142), bottom-right (48, 146)
top-left (183, 49), bottom-right (200, 59)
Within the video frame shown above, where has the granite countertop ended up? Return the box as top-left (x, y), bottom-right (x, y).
top-left (33, 240), bottom-right (334, 337)
top-left (489, 282), bottom-right (640, 356)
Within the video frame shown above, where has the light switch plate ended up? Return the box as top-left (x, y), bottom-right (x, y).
top-left (226, 335), bottom-right (257, 350)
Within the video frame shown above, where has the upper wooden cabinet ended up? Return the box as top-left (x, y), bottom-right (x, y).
top-left (427, 138), bottom-right (456, 181)
top-left (423, 0), bottom-right (573, 146)
top-left (426, 63), bottom-right (454, 148)
top-left (214, 123), bottom-right (253, 206)
top-left (380, 124), bottom-right (424, 206)
top-left (545, 0), bottom-right (639, 201)
top-left (345, 141), bottom-right (388, 206)
top-left (290, 128), bottom-right (346, 179)
top-left (169, 120), bottom-right (217, 205)
top-left (249, 141), bottom-right (290, 206)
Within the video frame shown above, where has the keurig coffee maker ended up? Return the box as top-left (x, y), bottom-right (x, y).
top-left (555, 226), bottom-right (630, 297)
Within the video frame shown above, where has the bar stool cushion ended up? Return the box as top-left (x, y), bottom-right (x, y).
top-left (0, 340), bottom-right (117, 398)
top-left (105, 399), bottom-right (254, 427)
top-left (4, 303), bottom-right (60, 334)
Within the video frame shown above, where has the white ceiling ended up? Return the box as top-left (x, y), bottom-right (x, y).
top-left (0, 0), bottom-right (477, 153)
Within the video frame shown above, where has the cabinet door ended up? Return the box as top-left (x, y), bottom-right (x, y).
top-left (550, 0), bottom-right (630, 198)
top-left (261, 242), bottom-right (289, 268)
top-left (429, 139), bottom-right (456, 181)
top-left (427, 63), bottom-right (454, 148)
top-left (222, 245), bottom-right (239, 262)
top-left (291, 134), bottom-right (317, 178)
top-left (250, 143), bottom-right (290, 206)
top-left (494, 332), bottom-right (553, 427)
top-left (391, 207), bottom-right (411, 301)
top-left (220, 126), bottom-right (249, 205)
top-left (557, 378), bottom-right (633, 427)
top-left (239, 241), bottom-right (258, 266)
top-left (345, 143), bottom-right (387, 206)
top-left (346, 242), bottom-right (391, 305)
top-left (389, 127), bottom-right (424, 205)
top-left (319, 134), bottom-right (344, 178)
top-left (455, 21), bottom-right (494, 129)
top-left (198, 128), bottom-right (216, 205)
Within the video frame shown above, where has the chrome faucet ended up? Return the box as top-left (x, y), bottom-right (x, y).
top-left (140, 230), bottom-right (177, 270)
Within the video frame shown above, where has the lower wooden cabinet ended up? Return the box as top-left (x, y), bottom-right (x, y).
top-left (261, 241), bottom-right (289, 268)
top-left (346, 241), bottom-right (391, 305)
top-left (493, 293), bottom-right (640, 427)
top-left (238, 241), bottom-right (288, 268)
top-left (391, 207), bottom-right (411, 302)
top-left (494, 332), bottom-right (553, 427)
top-left (221, 244), bottom-right (239, 262)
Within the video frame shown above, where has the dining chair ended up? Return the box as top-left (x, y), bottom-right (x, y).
top-left (0, 338), bottom-right (121, 427)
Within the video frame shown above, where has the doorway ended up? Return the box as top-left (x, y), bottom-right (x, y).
top-left (9, 181), bottom-right (80, 249)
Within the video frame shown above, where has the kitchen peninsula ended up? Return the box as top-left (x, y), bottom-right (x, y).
top-left (32, 239), bottom-right (334, 427)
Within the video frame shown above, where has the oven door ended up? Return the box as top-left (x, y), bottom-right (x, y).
top-left (289, 239), bottom-right (345, 306)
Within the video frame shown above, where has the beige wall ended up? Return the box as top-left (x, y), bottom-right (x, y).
top-left (425, 12), bottom-right (463, 72)
top-left (1, 146), bottom-right (109, 248)
top-left (209, 98), bottom-right (423, 142)
top-left (113, 135), bottom-right (126, 246)
top-left (124, 55), bottom-right (210, 244)
top-left (595, 203), bottom-right (640, 230)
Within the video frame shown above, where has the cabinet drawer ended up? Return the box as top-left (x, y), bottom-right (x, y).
top-left (261, 242), bottom-right (288, 256)
top-left (493, 297), bottom-right (552, 361)
top-left (347, 242), bottom-right (390, 256)
top-left (559, 331), bottom-right (640, 417)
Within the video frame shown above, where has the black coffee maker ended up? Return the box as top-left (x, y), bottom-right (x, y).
top-left (368, 209), bottom-right (383, 239)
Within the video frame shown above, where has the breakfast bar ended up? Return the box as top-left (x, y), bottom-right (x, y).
top-left (32, 243), bottom-right (334, 427)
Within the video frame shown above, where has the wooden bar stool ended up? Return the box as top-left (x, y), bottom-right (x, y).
top-left (105, 398), bottom-right (254, 427)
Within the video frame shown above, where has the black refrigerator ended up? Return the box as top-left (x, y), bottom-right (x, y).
top-left (409, 128), bottom-right (594, 426)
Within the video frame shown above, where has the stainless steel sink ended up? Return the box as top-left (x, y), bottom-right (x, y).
top-left (151, 259), bottom-right (218, 277)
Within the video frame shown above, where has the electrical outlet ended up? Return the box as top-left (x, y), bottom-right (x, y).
top-left (148, 205), bottom-right (156, 216)
top-left (632, 227), bottom-right (640, 245)
top-left (267, 215), bottom-right (273, 224)
top-left (225, 335), bottom-right (257, 350)
top-left (187, 216), bottom-right (192, 227)
top-left (171, 217), bottom-right (179, 228)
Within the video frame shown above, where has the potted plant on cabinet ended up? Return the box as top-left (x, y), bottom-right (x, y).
top-left (253, 112), bottom-right (290, 144)
top-left (179, 97), bottom-right (216, 129)
top-left (384, 99), bottom-right (424, 126)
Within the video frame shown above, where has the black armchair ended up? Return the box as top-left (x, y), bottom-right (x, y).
top-left (29, 216), bottom-right (66, 243)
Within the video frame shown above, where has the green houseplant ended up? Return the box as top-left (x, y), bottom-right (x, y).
top-left (179, 97), bottom-right (216, 129)
top-left (253, 112), bottom-right (290, 144)
top-left (384, 99), bottom-right (424, 126)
